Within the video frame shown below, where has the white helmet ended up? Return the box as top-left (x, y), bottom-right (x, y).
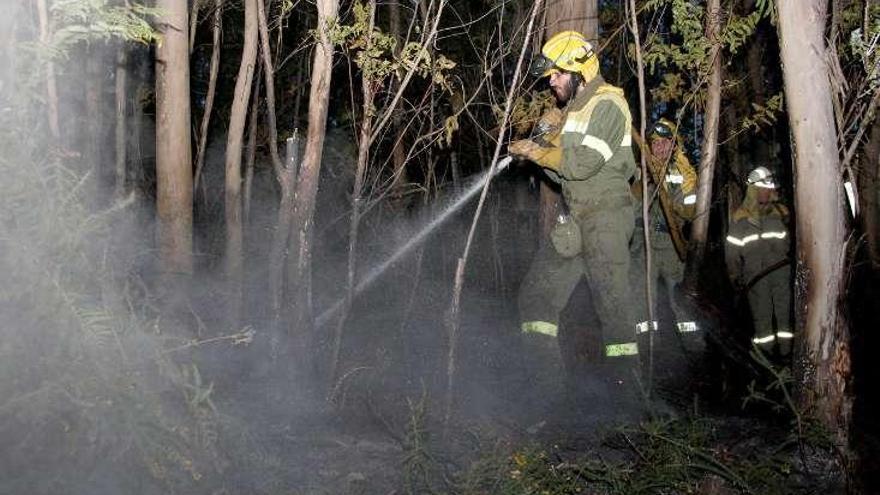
top-left (747, 166), bottom-right (776, 189)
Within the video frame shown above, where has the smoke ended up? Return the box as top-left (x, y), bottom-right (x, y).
top-left (0, 4), bottom-right (228, 493)
top-left (0, 3), bottom-right (565, 493)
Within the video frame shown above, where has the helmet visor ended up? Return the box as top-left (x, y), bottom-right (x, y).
top-left (651, 121), bottom-right (674, 139)
top-left (529, 54), bottom-right (556, 78)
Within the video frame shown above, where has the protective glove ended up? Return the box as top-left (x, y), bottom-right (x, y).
top-left (509, 134), bottom-right (562, 171)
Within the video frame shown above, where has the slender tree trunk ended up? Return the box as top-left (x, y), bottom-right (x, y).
top-left (36, 0), bottom-right (60, 141)
top-left (193, 0), bottom-right (223, 195)
top-left (270, 132), bottom-right (299, 330)
top-left (288, 0), bottom-right (338, 345)
top-left (628, 0), bottom-right (654, 390)
top-left (388, 0), bottom-right (409, 206)
top-left (189, 0), bottom-right (201, 53)
top-left (331, 1), bottom-right (377, 386)
top-left (777, 0), bottom-right (851, 451)
top-left (256, 0), bottom-right (284, 175)
top-left (224, 0), bottom-right (259, 324)
top-left (682, 0), bottom-right (722, 292)
top-left (86, 50), bottom-right (103, 178)
top-left (155, 0), bottom-right (193, 277)
top-left (244, 65), bottom-right (261, 224)
top-left (115, 45), bottom-right (128, 199)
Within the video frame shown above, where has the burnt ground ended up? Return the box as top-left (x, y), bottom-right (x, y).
top-left (166, 162), bottom-right (850, 494)
top-left (0, 151), bottom-right (860, 494)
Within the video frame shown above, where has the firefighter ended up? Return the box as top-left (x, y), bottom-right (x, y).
top-left (630, 118), bottom-right (701, 346)
top-left (725, 166), bottom-right (793, 356)
top-left (509, 31), bottom-right (640, 402)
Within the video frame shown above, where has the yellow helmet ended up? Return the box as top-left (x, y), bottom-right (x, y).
top-left (531, 30), bottom-right (599, 81)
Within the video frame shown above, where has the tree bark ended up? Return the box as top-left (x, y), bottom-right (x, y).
top-left (331, 0), bottom-right (377, 386)
top-left (244, 64), bottom-right (262, 224)
top-left (682, 0), bottom-right (722, 293)
top-left (35, 0), bottom-right (60, 141)
top-left (777, 0), bottom-right (851, 448)
top-left (86, 50), bottom-right (103, 179)
top-left (288, 0), bottom-right (339, 343)
top-left (193, 0), bottom-right (223, 196)
top-left (155, 0), bottom-right (193, 277)
top-left (543, 0), bottom-right (599, 44)
top-left (114, 45), bottom-right (128, 199)
top-left (256, 0), bottom-right (284, 176)
top-left (224, 0), bottom-right (259, 323)
top-left (388, 0), bottom-right (409, 206)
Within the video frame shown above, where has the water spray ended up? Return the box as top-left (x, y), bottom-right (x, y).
top-left (315, 155), bottom-right (514, 328)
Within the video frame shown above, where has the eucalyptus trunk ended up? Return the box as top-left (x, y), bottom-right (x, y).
top-left (155, 0), bottom-right (193, 278)
top-left (114, 45), bottom-right (127, 199)
top-left (224, 0), bottom-right (259, 324)
top-left (288, 0), bottom-right (339, 345)
top-left (777, 0), bottom-right (851, 451)
top-left (36, 0), bottom-right (60, 141)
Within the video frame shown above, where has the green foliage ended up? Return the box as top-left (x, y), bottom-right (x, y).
top-left (847, 5), bottom-right (880, 97)
top-left (728, 92), bottom-right (784, 138)
top-left (328, 1), bottom-right (457, 89)
top-left (641, 0), bottom-right (769, 107)
top-left (49, 0), bottom-right (161, 52)
top-left (721, 9), bottom-right (763, 55)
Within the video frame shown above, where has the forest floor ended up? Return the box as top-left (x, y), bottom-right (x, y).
top-left (190, 270), bottom-right (846, 495)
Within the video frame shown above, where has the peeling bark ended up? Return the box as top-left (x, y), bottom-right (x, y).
top-left (777, 0), bottom-right (851, 448)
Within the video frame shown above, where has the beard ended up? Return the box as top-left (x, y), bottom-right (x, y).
top-left (553, 74), bottom-right (581, 104)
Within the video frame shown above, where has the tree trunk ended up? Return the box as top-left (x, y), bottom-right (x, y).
top-left (288, 0), bottom-right (338, 345)
top-left (777, 0), bottom-right (851, 451)
top-left (331, 0), bottom-right (377, 386)
top-left (682, 0), bottom-right (722, 293)
top-left (193, 0), bottom-right (223, 196)
top-left (244, 64), bottom-right (261, 224)
top-left (86, 50), bottom-right (103, 179)
top-left (35, 0), bottom-right (60, 141)
top-left (543, 0), bottom-right (599, 43)
top-left (224, 0), bottom-right (259, 324)
top-left (114, 45), bottom-right (128, 199)
top-left (270, 132), bottom-right (298, 331)
top-left (155, 0), bottom-right (193, 278)
top-left (388, 0), bottom-right (409, 207)
top-left (256, 0), bottom-right (284, 175)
